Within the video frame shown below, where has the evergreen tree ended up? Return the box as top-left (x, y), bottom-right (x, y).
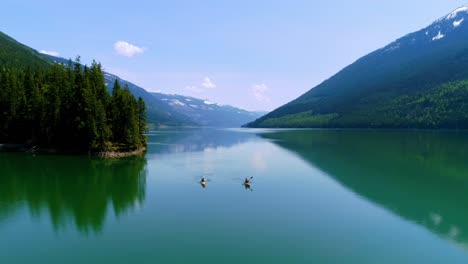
top-left (137, 97), bottom-right (147, 145)
top-left (0, 58), bottom-right (147, 153)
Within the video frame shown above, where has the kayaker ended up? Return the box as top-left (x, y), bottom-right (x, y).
top-left (244, 178), bottom-right (250, 185)
top-left (201, 177), bottom-right (206, 184)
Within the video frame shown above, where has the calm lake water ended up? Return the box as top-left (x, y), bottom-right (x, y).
top-left (1, 128), bottom-right (468, 263)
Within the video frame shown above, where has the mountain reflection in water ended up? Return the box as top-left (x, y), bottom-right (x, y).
top-left (261, 130), bottom-right (468, 248)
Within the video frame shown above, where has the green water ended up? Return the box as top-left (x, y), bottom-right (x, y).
top-left (1, 128), bottom-right (468, 263)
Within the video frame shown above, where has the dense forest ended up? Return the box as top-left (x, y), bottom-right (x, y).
top-left (245, 10), bottom-right (468, 129)
top-left (0, 31), bottom-right (50, 69)
top-left (0, 59), bottom-right (147, 152)
top-left (250, 81), bottom-right (468, 129)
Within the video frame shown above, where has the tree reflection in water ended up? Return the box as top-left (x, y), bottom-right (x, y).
top-left (0, 153), bottom-right (147, 235)
top-left (261, 130), bottom-right (468, 248)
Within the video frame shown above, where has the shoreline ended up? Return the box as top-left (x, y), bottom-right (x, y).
top-left (96, 146), bottom-right (147, 158)
top-left (0, 144), bottom-right (147, 158)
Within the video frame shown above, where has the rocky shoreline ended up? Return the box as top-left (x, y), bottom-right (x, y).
top-left (96, 146), bottom-right (147, 158)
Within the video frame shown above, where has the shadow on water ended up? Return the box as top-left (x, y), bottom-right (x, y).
top-left (0, 153), bottom-right (147, 235)
top-left (260, 130), bottom-right (468, 247)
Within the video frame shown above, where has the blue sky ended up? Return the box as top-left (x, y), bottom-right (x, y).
top-left (2, 0), bottom-right (467, 111)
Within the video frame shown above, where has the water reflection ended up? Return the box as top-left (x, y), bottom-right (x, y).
top-left (0, 153), bottom-right (147, 234)
top-left (261, 130), bottom-right (468, 247)
top-left (146, 128), bottom-right (257, 154)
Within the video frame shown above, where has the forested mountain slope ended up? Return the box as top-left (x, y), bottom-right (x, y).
top-left (246, 6), bottom-right (468, 129)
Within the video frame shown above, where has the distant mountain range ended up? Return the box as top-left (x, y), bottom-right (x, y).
top-left (41, 54), bottom-right (196, 126)
top-left (151, 93), bottom-right (266, 127)
top-left (42, 54), bottom-right (264, 127)
top-left (246, 5), bottom-right (468, 129)
top-left (0, 31), bottom-right (262, 127)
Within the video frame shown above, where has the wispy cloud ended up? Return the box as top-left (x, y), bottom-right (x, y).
top-left (202, 77), bottom-right (216, 89)
top-left (113, 41), bottom-right (144, 57)
top-left (40, 50), bottom-right (60, 57)
top-left (251, 83), bottom-right (270, 103)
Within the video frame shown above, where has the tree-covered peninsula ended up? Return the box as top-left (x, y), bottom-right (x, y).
top-left (0, 59), bottom-right (147, 155)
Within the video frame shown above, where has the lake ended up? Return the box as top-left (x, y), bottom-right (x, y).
top-left (1, 128), bottom-right (468, 263)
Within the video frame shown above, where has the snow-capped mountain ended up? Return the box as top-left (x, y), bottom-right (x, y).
top-left (379, 5), bottom-right (468, 54)
top-left (41, 54), bottom-right (263, 127)
top-left (247, 5), bottom-right (468, 128)
top-left (40, 54), bottom-right (194, 126)
top-left (151, 93), bottom-right (266, 127)
top-left (101, 71), bottom-right (264, 127)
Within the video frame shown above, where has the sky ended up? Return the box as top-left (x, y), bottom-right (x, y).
top-left (2, 0), bottom-right (467, 111)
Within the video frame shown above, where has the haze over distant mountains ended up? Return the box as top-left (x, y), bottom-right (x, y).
top-left (246, 5), bottom-right (468, 129)
top-left (151, 93), bottom-right (265, 127)
top-left (0, 31), bottom-right (263, 128)
top-left (41, 54), bottom-right (264, 128)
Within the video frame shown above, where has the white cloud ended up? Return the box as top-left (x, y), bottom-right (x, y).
top-left (114, 41), bottom-right (144, 57)
top-left (251, 83), bottom-right (270, 103)
top-left (202, 77), bottom-right (216, 89)
top-left (185, 77), bottom-right (216, 93)
top-left (39, 50), bottom-right (60, 57)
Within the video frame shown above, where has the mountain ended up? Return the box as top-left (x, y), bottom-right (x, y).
top-left (151, 93), bottom-right (266, 127)
top-left (42, 54), bottom-right (264, 127)
top-left (246, 6), bottom-right (468, 129)
top-left (0, 32), bottom-right (191, 127)
top-left (0, 31), bottom-right (266, 127)
top-left (0, 32), bottom-right (50, 69)
top-left (40, 54), bottom-right (195, 127)
top-left (100, 73), bottom-right (197, 126)
top-left (44, 55), bottom-right (263, 127)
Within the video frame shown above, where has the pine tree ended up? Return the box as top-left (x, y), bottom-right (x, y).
top-left (137, 97), bottom-right (147, 145)
top-left (0, 58), bottom-right (147, 153)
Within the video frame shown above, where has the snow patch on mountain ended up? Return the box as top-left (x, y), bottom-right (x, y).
top-left (453, 18), bottom-right (464, 27)
top-left (204, 100), bottom-right (216, 105)
top-left (446, 6), bottom-right (468, 20)
top-left (384, 42), bottom-right (400, 52)
top-left (432, 31), bottom-right (445, 41)
top-left (170, 99), bottom-right (185, 106)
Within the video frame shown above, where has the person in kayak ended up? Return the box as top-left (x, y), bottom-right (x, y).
top-left (244, 178), bottom-right (250, 185)
top-left (201, 178), bottom-right (206, 184)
